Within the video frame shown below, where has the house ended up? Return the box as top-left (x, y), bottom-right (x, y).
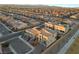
top-left (25, 27), bottom-right (57, 47)
top-left (70, 13), bottom-right (79, 19)
top-left (5, 18), bottom-right (27, 30)
top-left (45, 22), bottom-right (69, 33)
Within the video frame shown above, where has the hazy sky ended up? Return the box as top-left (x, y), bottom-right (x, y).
top-left (0, 0), bottom-right (79, 7)
top-left (49, 4), bottom-right (79, 8)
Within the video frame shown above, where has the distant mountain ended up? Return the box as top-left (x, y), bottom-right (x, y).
top-left (0, 4), bottom-right (78, 9)
top-left (0, 4), bottom-right (51, 8)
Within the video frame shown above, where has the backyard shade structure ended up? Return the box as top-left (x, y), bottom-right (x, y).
top-left (9, 36), bottom-right (34, 54)
top-left (0, 32), bottom-right (22, 53)
top-left (0, 32), bottom-right (22, 44)
top-left (0, 32), bottom-right (34, 54)
top-left (0, 22), bottom-right (12, 37)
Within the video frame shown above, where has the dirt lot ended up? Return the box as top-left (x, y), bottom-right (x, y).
top-left (66, 36), bottom-right (79, 54)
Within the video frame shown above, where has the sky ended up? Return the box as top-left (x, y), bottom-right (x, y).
top-left (49, 4), bottom-right (79, 8)
top-left (0, 0), bottom-right (79, 7)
